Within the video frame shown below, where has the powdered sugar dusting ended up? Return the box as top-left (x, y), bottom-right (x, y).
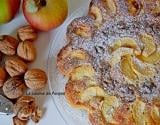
top-left (65, 1), bottom-right (160, 103)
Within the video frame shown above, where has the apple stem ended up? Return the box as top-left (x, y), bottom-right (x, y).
top-left (35, 0), bottom-right (46, 7)
top-left (26, 0), bottom-right (46, 13)
top-left (40, 0), bottom-right (46, 6)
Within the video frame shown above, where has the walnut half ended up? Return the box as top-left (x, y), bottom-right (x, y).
top-left (13, 96), bottom-right (43, 123)
top-left (13, 96), bottom-right (37, 121)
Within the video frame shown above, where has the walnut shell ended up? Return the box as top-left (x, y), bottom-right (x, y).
top-left (17, 41), bottom-right (36, 62)
top-left (5, 57), bottom-right (28, 77)
top-left (3, 77), bottom-right (26, 99)
top-left (31, 107), bottom-right (43, 123)
top-left (17, 25), bottom-right (37, 42)
top-left (24, 69), bottom-right (47, 90)
top-left (13, 96), bottom-right (37, 121)
top-left (13, 116), bottom-right (27, 125)
top-left (0, 67), bottom-right (7, 87)
top-left (0, 35), bottom-right (18, 55)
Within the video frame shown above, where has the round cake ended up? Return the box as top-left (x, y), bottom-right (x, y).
top-left (57, 0), bottom-right (160, 125)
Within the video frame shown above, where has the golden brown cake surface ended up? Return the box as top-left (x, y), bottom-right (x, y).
top-left (57, 0), bottom-right (160, 125)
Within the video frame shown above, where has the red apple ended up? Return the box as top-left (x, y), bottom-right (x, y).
top-left (0, 0), bottom-right (20, 24)
top-left (22, 0), bottom-right (68, 31)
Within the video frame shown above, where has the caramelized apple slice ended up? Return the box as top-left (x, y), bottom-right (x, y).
top-left (126, 0), bottom-right (142, 16)
top-left (137, 47), bottom-right (160, 64)
top-left (120, 55), bottom-right (138, 81)
top-left (151, 105), bottom-right (160, 124)
top-left (131, 100), bottom-right (153, 125)
top-left (70, 49), bottom-right (89, 59)
top-left (113, 104), bottom-right (135, 125)
top-left (80, 86), bottom-right (106, 102)
top-left (153, 98), bottom-right (160, 107)
top-left (102, 96), bottom-right (120, 124)
top-left (144, 0), bottom-right (160, 16)
top-left (89, 110), bottom-right (107, 125)
top-left (70, 64), bottom-right (97, 87)
top-left (140, 33), bottom-right (156, 57)
top-left (104, 0), bottom-right (117, 14)
top-left (112, 37), bottom-right (138, 51)
top-left (152, 6), bottom-right (160, 16)
top-left (110, 47), bottom-right (134, 66)
top-left (65, 81), bottom-right (88, 109)
top-left (57, 46), bottom-right (89, 76)
top-left (89, 6), bottom-right (103, 26)
top-left (89, 96), bottom-right (104, 110)
top-left (70, 65), bottom-right (95, 81)
top-left (131, 57), bottom-right (156, 77)
top-left (112, 37), bottom-right (141, 55)
top-left (75, 23), bottom-right (92, 38)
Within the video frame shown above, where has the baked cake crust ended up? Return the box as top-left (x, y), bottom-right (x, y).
top-left (57, 0), bottom-right (160, 124)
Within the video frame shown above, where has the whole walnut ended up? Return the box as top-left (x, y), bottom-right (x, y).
top-left (5, 57), bottom-right (28, 77)
top-left (3, 77), bottom-right (26, 99)
top-left (24, 69), bottom-right (47, 90)
top-left (0, 35), bottom-right (18, 55)
top-left (17, 41), bottom-right (36, 62)
top-left (13, 96), bottom-right (42, 123)
top-left (0, 67), bottom-right (7, 87)
top-left (17, 25), bottom-right (37, 42)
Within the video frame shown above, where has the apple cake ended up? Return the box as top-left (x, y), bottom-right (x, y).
top-left (57, 0), bottom-right (160, 125)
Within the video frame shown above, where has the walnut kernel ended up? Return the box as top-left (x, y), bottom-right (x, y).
top-left (31, 107), bottom-right (43, 123)
top-left (13, 96), bottom-right (42, 123)
top-left (13, 116), bottom-right (27, 125)
top-left (14, 96), bottom-right (36, 121)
